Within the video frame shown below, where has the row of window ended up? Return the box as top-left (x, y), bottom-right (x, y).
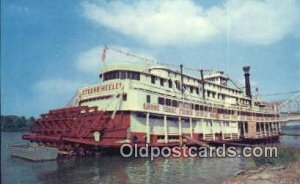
top-left (103, 71), bottom-right (140, 81)
top-left (151, 76), bottom-right (201, 95)
top-left (102, 71), bottom-right (247, 104)
top-left (151, 75), bottom-right (249, 103)
top-left (147, 95), bottom-right (277, 117)
top-left (163, 71), bottom-right (241, 95)
top-left (206, 82), bottom-right (242, 95)
top-left (256, 122), bottom-right (279, 132)
top-left (103, 70), bottom-right (242, 95)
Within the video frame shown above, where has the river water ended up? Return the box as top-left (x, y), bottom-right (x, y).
top-left (1, 121), bottom-right (299, 184)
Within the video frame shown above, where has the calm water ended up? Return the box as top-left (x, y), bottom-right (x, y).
top-left (280, 121), bottom-right (300, 149)
top-left (1, 121), bottom-right (299, 184)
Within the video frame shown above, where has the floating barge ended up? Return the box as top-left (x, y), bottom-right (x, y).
top-left (8, 143), bottom-right (58, 161)
top-left (22, 47), bottom-right (283, 156)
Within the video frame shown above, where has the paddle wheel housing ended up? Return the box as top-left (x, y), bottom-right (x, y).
top-left (22, 106), bottom-right (131, 152)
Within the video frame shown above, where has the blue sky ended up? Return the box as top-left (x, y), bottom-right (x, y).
top-left (1, 0), bottom-right (300, 117)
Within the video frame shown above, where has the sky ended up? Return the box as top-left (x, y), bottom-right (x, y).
top-left (1, 0), bottom-right (300, 117)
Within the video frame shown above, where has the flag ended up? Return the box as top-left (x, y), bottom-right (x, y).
top-left (101, 45), bottom-right (107, 62)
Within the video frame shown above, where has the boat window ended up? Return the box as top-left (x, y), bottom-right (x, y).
top-left (172, 100), bottom-right (178, 107)
top-left (212, 92), bottom-right (216, 98)
top-left (168, 79), bottom-right (172, 88)
top-left (207, 91), bottom-right (211, 97)
top-left (175, 81), bottom-right (180, 90)
top-left (157, 135), bottom-right (165, 140)
top-left (160, 78), bottom-right (164, 86)
top-left (120, 71), bottom-right (126, 79)
top-left (127, 71), bottom-right (140, 80)
top-left (158, 97), bottom-right (165, 105)
top-left (256, 123), bottom-right (260, 132)
top-left (166, 99), bottom-right (171, 106)
top-left (151, 76), bottom-right (156, 84)
top-left (261, 123), bottom-right (265, 131)
top-left (103, 70), bottom-right (140, 81)
top-left (127, 72), bottom-right (133, 79)
top-left (245, 122), bottom-right (248, 133)
top-left (190, 86), bottom-right (193, 93)
top-left (146, 95), bottom-right (151, 103)
top-left (103, 71), bottom-right (119, 81)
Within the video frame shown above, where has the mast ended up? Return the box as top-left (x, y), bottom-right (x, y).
top-left (180, 64), bottom-right (184, 99)
top-left (200, 70), bottom-right (205, 100)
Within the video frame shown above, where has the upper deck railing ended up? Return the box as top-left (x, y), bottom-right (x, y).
top-left (143, 102), bottom-right (281, 122)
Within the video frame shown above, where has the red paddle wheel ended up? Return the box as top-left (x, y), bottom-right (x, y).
top-left (22, 106), bottom-right (131, 155)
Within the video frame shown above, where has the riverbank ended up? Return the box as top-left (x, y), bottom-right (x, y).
top-left (222, 148), bottom-right (300, 184)
top-left (1, 115), bottom-right (34, 132)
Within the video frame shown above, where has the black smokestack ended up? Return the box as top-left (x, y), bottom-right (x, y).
top-left (243, 66), bottom-right (251, 97)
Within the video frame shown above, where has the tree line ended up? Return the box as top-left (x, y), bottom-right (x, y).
top-left (1, 115), bottom-right (35, 132)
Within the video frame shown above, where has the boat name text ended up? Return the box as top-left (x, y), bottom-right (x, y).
top-left (81, 82), bottom-right (123, 96)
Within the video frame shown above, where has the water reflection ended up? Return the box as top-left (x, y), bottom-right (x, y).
top-left (281, 121), bottom-right (300, 149)
top-left (32, 156), bottom-right (246, 184)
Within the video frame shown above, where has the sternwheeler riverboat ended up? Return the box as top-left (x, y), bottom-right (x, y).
top-left (22, 46), bottom-right (283, 155)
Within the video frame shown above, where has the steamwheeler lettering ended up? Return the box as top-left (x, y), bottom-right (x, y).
top-left (82, 82), bottom-right (122, 96)
top-left (22, 47), bottom-right (283, 157)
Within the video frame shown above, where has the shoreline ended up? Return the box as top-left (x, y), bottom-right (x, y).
top-left (222, 148), bottom-right (300, 184)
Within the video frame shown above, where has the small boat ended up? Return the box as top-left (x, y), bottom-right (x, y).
top-left (8, 143), bottom-right (58, 161)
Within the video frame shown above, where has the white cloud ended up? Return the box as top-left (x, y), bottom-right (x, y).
top-left (228, 0), bottom-right (299, 45)
top-left (82, 0), bottom-right (299, 46)
top-left (82, 0), bottom-right (221, 45)
top-left (76, 45), bottom-right (103, 74)
top-left (33, 79), bottom-right (82, 110)
top-left (76, 45), bottom-right (158, 74)
top-left (35, 79), bottom-right (80, 95)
